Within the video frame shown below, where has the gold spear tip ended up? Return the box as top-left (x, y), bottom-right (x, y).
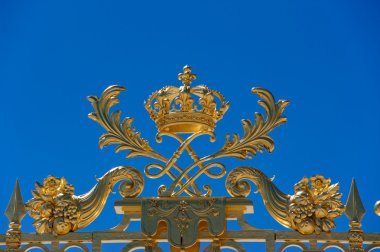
top-left (345, 178), bottom-right (365, 224)
top-left (5, 179), bottom-right (26, 225)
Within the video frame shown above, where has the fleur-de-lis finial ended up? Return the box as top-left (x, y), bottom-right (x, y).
top-left (178, 65), bottom-right (196, 85)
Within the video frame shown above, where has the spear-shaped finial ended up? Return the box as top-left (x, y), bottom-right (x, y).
top-left (5, 179), bottom-right (26, 252)
top-left (5, 179), bottom-right (26, 225)
top-left (345, 178), bottom-right (365, 226)
top-left (345, 178), bottom-right (365, 252)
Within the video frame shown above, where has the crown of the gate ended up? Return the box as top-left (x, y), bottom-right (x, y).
top-left (144, 65), bottom-right (230, 133)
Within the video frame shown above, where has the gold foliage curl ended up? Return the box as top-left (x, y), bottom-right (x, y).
top-left (226, 166), bottom-right (344, 234)
top-left (212, 88), bottom-right (288, 160)
top-left (26, 166), bottom-right (144, 235)
top-left (87, 85), bottom-right (156, 159)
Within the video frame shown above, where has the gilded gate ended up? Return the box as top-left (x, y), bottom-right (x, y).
top-left (2, 66), bottom-right (380, 252)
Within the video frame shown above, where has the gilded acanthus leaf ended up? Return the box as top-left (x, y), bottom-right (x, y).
top-left (214, 88), bottom-right (288, 159)
top-left (88, 85), bottom-right (155, 159)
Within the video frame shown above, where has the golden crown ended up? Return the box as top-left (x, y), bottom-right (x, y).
top-left (144, 65), bottom-right (229, 133)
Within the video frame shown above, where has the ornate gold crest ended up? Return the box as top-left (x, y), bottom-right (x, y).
top-left (3, 65), bottom-right (371, 252)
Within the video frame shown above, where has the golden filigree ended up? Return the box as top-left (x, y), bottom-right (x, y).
top-left (4, 65), bottom-right (380, 252)
top-left (26, 166), bottom-right (143, 235)
top-left (88, 85), bottom-right (209, 197)
top-left (88, 67), bottom-right (287, 197)
top-left (146, 131), bottom-right (226, 197)
top-left (226, 166), bottom-right (344, 234)
top-left (156, 87), bottom-right (288, 197)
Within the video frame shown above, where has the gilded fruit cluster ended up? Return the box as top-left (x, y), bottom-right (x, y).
top-left (289, 175), bottom-right (345, 234)
top-left (26, 176), bottom-right (81, 235)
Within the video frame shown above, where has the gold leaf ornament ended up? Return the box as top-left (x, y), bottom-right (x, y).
top-left (87, 85), bottom-right (155, 159)
top-left (213, 88), bottom-right (288, 160)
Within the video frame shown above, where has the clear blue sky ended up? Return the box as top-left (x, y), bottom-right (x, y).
top-left (1, 0), bottom-right (380, 249)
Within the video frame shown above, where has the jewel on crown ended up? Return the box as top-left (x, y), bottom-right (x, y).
top-left (144, 65), bottom-right (229, 133)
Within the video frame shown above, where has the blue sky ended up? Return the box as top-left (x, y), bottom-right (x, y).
top-left (1, 0), bottom-right (380, 249)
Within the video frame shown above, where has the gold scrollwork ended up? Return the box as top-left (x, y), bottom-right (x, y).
top-left (89, 84), bottom-right (287, 197)
top-left (88, 85), bottom-right (207, 197)
top-left (26, 166), bottom-right (143, 235)
top-left (226, 166), bottom-right (344, 234)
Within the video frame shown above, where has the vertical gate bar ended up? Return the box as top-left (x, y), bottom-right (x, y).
top-left (92, 233), bottom-right (102, 252)
top-left (51, 241), bottom-right (59, 251)
top-left (306, 240), bottom-right (323, 252)
top-left (266, 232), bottom-right (275, 252)
top-left (211, 238), bottom-right (221, 252)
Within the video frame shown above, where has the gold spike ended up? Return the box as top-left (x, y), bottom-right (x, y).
top-left (5, 180), bottom-right (26, 252)
top-left (345, 178), bottom-right (365, 252)
top-left (345, 178), bottom-right (365, 225)
top-left (5, 179), bottom-right (26, 225)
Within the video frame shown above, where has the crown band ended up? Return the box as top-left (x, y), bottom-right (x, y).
top-left (156, 112), bottom-right (216, 133)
